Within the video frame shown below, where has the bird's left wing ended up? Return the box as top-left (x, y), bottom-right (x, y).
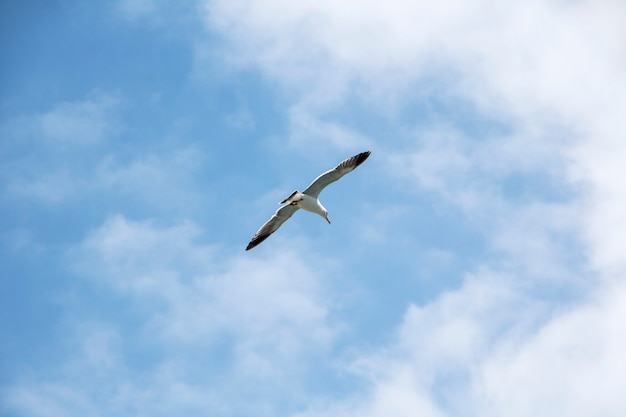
top-left (245, 204), bottom-right (300, 250)
top-left (302, 151), bottom-right (371, 198)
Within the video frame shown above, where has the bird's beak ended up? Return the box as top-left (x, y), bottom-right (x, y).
top-left (325, 215), bottom-right (331, 224)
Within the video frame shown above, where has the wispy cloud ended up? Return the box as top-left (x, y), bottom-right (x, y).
top-left (296, 275), bottom-right (626, 417)
top-left (116, 0), bottom-right (157, 20)
top-left (2, 92), bottom-right (122, 204)
top-left (0, 215), bottom-right (339, 416)
top-left (94, 149), bottom-right (206, 213)
top-left (75, 214), bottom-right (334, 352)
top-left (39, 92), bottom-right (122, 147)
top-left (287, 104), bottom-right (372, 152)
top-left (2, 92), bottom-right (207, 213)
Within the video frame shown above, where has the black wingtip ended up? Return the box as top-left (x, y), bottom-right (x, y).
top-left (245, 232), bottom-right (270, 251)
top-left (353, 151), bottom-right (371, 167)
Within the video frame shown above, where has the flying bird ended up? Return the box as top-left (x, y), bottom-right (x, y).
top-left (246, 151), bottom-right (371, 250)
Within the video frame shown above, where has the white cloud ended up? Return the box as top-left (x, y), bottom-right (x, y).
top-left (39, 92), bottom-right (121, 146)
top-left (201, 1), bottom-right (626, 416)
top-left (1, 215), bottom-right (337, 416)
top-left (220, 0), bottom-right (626, 114)
top-left (1, 321), bottom-right (225, 417)
top-left (296, 271), bottom-right (541, 417)
top-left (3, 91), bottom-right (204, 209)
top-left (95, 148), bottom-right (206, 212)
top-left (5, 148), bottom-right (204, 208)
top-left (298, 274), bottom-right (626, 417)
top-left (2, 92), bottom-right (124, 204)
top-left (202, 0), bottom-right (626, 282)
top-left (3, 382), bottom-right (100, 417)
top-left (287, 104), bottom-right (372, 152)
top-left (75, 214), bottom-right (334, 353)
top-left (387, 126), bottom-right (582, 287)
top-left (116, 0), bottom-right (156, 20)
top-left (7, 168), bottom-right (82, 204)
top-left (474, 281), bottom-right (626, 417)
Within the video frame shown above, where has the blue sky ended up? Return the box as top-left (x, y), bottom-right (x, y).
top-left (2, 1), bottom-right (626, 416)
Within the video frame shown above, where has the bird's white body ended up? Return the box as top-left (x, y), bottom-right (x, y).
top-left (283, 192), bottom-right (329, 222)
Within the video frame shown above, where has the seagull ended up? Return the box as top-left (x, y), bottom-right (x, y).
top-left (246, 151), bottom-right (371, 250)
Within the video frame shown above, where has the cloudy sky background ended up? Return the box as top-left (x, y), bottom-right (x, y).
top-left (2, 1), bottom-right (626, 416)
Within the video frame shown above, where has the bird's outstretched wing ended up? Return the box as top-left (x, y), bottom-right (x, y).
top-left (302, 151), bottom-right (371, 198)
top-left (246, 204), bottom-right (300, 250)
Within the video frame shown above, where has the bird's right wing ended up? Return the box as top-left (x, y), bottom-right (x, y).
top-left (245, 204), bottom-right (300, 250)
top-left (302, 151), bottom-right (371, 198)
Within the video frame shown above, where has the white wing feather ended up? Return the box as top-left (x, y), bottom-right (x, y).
top-left (302, 151), bottom-right (371, 198)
